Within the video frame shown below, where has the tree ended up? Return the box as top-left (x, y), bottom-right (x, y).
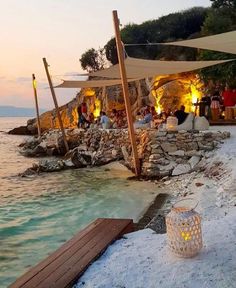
top-left (80, 48), bottom-right (107, 72)
top-left (210, 0), bottom-right (236, 8)
top-left (104, 7), bottom-right (208, 64)
top-left (199, 3), bottom-right (236, 86)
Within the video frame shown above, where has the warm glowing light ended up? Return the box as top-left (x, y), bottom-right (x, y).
top-left (181, 231), bottom-right (192, 241)
top-left (191, 84), bottom-right (202, 112)
top-left (33, 79), bottom-right (37, 89)
top-left (94, 98), bottom-right (101, 117)
top-left (85, 88), bottom-right (95, 97)
top-left (155, 105), bottom-right (161, 114)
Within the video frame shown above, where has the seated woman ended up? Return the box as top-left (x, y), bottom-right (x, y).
top-left (100, 111), bottom-right (111, 129)
top-left (134, 108), bottom-right (153, 128)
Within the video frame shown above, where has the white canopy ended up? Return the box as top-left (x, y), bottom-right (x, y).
top-left (55, 78), bottom-right (138, 88)
top-left (162, 30), bottom-right (236, 55)
top-left (88, 57), bottom-right (233, 79)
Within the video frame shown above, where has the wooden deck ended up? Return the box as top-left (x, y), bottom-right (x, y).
top-left (209, 119), bottom-right (236, 125)
top-left (10, 218), bottom-right (134, 288)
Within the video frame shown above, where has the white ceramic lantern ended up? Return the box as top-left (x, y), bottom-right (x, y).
top-left (166, 199), bottom-right (202, 258)
top-left (166, 116), bottom-right (178, 131)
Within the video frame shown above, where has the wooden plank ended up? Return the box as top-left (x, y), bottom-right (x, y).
top-left (10, 218), bottom-right (133, 288)
top-left (38, 219), bottom-right (133, 287)
top-left (21, 219), bottom-right (113, 288)
top-left (9, 218), bottom-right (105, 288)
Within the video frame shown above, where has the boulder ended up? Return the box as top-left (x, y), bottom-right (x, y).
top-left (194, 116), bottom-right (209, 131)
top-left (172, 163), bottom-right (191, 176)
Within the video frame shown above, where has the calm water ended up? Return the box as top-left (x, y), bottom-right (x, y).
top-left (0, 117), bottom-right (158, 287)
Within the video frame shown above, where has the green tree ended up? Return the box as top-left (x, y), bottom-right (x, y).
top-left (199, 3), bottom-right (236, 86)
top-left (80, 48), bottom-right (107, 72)
top-left (210, 0), bottom-right (236, 8)
top-left (105, 7), bottom-right (208, 64)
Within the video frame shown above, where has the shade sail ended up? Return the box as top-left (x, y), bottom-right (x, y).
top-left (88, 57), bottom-right (233, 79)
top-left (55, 78), bottom-right (138, 88)
top-left (162, 31), bottom-right (236, 55)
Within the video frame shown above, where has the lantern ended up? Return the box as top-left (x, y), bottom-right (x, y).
top-left (166, 116), bottom-right (178, 131)
top-left (166, 199), bottom-right (202, 258)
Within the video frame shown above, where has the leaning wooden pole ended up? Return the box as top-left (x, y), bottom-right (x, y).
top-left (112, 10), bottom-right (140, 175)
top-left (42, 58), bottom-right (69, 152)
top-left (32, 74), bottom-right (41, 138)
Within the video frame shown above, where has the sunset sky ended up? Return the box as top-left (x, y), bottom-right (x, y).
top-left (0, 0), bottom-right (211, 109)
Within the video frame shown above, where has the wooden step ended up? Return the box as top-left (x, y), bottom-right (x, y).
top-left (9, 218), bottom-right (134, 288)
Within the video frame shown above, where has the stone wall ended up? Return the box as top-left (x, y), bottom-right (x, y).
top-left (20, 128), bottom-right (230, 178)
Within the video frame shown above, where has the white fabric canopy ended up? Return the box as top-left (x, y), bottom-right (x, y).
top-left (162, 30), bottom-right (236, 55)
top-left (55, 78), bottom-right (138, 88)
top-left (88, 57), bottom-right (233, 79)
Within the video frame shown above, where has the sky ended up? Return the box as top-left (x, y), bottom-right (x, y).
top-left (0, 0), bottom-right (211, 109)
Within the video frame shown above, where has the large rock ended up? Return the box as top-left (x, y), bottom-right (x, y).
top-left (172, 163), bottom-right (191, 176)
top-left (8, 126), bottom-right (32, 135)
top-left (161, 143), bottom-right (177, 153)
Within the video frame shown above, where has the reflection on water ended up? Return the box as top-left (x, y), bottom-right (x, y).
top-left (0, 118), bottom-right (159, 287)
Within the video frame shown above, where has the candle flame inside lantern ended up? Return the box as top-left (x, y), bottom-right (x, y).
top-left (181, 231), bottom-right (191, 241)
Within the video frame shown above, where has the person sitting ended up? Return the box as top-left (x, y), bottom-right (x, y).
top-left (150, 106), bottom-right (157, 119)
top-left (135, 112), bottom-right (143, 121)
top-left (140, 107), bottom-right (152, 124)
top-left (210, 91), bottom-right (221, 121)
top-left (100, 111), bottom-right (111, 129)
top-left (174, 105), bottom-right (188, 125)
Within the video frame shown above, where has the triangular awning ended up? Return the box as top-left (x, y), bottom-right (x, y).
top-left (87, 57), bottom-right (233, 79)
top-left (161, 30), bottom-right (236, 55)
top-left (55, 78), bottom-right (138, 88)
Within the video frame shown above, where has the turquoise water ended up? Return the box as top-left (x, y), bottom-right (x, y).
top-left (0, 118), bottom-right (158, 287)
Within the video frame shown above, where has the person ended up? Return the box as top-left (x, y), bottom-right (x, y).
top-left (140, 107), bottom-right (152, 124)
top-left (174, 105), bottom-right (188, 125)
top-left (222, 86), bottom-right (235, 107)
top-left (100, 111), bottom-right (111, 129)
top-left (200, 95), bottom-right (211, 119)
top-left (77, 103), bottom-right (90, 128)
top-left (150, 106), bottom-right (157, 119)
top-left (210, 91), bottom-right (221, 121)
top-left (88, 112), bottom-right (95, 125)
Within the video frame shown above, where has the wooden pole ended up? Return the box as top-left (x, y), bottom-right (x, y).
top-left (32, 74), bottom-right (41, 138)
top-left (112, 10), bottom-right (140, 175)
top-left (42, 58), bottom-right (69, 152)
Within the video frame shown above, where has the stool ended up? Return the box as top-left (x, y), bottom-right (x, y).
top-left (225, 107), bottom-right (234, 120)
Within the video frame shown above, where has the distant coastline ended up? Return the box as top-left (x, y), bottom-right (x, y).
top-left (0, 106), bottom-right (46, 117)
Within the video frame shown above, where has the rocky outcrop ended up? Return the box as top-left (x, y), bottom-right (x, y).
top-left (19, 128), bottom-right (230, 178)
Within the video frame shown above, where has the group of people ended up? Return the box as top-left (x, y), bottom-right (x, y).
top-left (77, 86), bottom-right (236, 131)
top-left (198, 87), bottom-right (236, 121)
top-left (77, 103), bottom-right (127, 129)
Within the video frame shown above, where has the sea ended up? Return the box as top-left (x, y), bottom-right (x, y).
top-left (0, 117), bottom-right (159, 287)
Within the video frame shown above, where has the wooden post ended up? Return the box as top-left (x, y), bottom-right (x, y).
top-left (32, 74), bottom-right (41, 138)
top-left (112, 10), bottom-right (140, 175)
top-left (42, 58), bottom-right (69, 152)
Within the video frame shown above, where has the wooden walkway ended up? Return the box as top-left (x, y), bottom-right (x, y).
top-left (210, 119), bottom-right (236, 125)
top-left (10, 218), bottom-right (133, 288)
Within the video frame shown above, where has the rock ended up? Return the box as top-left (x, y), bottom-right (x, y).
top-left (168, 150), bottom-right (185, 156)
top-left (161, 143), bottom-right (177, 153)
top-left (172, 164), bottom-right (191, 176)
top-left (8, 126), bottom-right (32, 135)
top-left (195, 182), bottom-right (204, 187)
top-left (38, 159), bottom-right (65, 172)
top-left (71, 150), bottom-right (92, 168)
top-left (188, 156), bottom-right (201, 169)
top-left (156, 131), bottom-right (167, 137)
top-left (193, 116), bottom-right (209, 131)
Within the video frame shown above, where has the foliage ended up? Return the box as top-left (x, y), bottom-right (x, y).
top-left (79, 48), bottom-right (107, 72)
top-left (210, 0), bottom-right (236, 8)
top-left (199, 3), bottom-right (236, 87)
top-left (105, 7), bottom-right (208, 64)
